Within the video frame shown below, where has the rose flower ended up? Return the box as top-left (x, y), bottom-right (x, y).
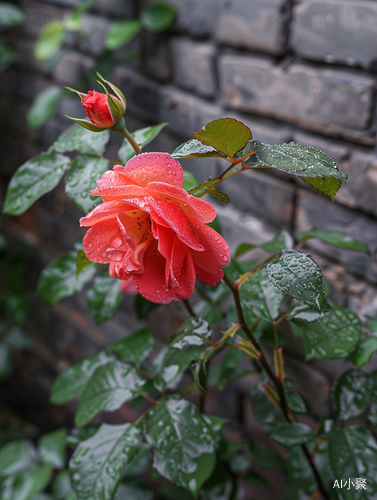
top-left (80, 153), bottom-right (231, 304)
top-left (81, 90), bottom-right (123, 128)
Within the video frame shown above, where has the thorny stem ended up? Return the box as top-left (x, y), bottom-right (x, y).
top-left (222, 271), bottom-right (330, 500)
top-left (121, 127), bottom-right (142, 155)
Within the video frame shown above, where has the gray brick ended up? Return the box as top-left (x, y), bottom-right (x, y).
top-left (292, 0), bottom-right (377, 70)
top-left (15, 70), bottom-right (49, 100)
top-left (113, 66), bottom-right (160, 122)
top-left (170, 38), bottom-right (217, 98)
top-left (96, 0), bottom-right (136, 17)
top-left (166, 0), bottom-right (219, 36)
top-left (216, 0), bottom-right (287, 55)
top-left (219, 55), bottom-right (376, 144)
top-left (21, 0), bottom-right (65, 37)
top-left (296, 189), bottom-right (377, 283)
top-left (52, 51), bottom-right (94, 86)
top-left (78, 14), bottom-right (110, 56)
top-left (145, 33), bottom-right (171, 82)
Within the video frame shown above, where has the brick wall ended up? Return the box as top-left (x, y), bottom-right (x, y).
top-left (1, 0), bottom-right (377, 493)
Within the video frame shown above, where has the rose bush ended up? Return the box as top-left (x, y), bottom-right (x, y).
top-left (80, 152), bottom-right (231, 303)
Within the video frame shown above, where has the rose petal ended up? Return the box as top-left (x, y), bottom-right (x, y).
top-left (80, 200), bottom-right (135, 227)
top-left (83, 219), bottom-right (121, 263)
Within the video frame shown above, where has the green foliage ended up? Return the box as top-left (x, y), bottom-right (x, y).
top-left (169, 317), bottom-right (212, 349)
top-left (38, 429), bottom-right (67, 469)
top-left (34, 21), bottom-right (64, 61)
top-left (0, 41), bottom-right (18, 72)
top-left (86, 270), bottom-right (123, 324)
top-left (51, 124), bottom-right (110, 157)
top-left (105, 19), bottom-right (141, 50)
top-left (270, 423), bottom-right (315, 446)
top-left (171, 139), bottom-right (225, 160)
top-left (153, 346), bottom-right (203, 390)
top-left (183, 171), bottom-right (199, 191)
top-left (296, 227), bottom-right (370, 254)
top-left (0, 2), bottom-right (25, 30)
top-left (140, 2), bottom-right (176, 33)
top-left (118, 123), bottom-right (168, 162)
top-left (109, 329), bottom-right (156, 364)
top-left (27, 86), bottom-right (66, 130)
top-left (350, 337), bottom-right (377, 368)
top-left (261, 230), bottom-right (294, 253)
top-left (332, 369), bottom-right (371, 421)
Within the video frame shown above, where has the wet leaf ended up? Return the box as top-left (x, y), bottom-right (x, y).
top-left (207, 189), bottom-right (230, 203)
top-left (3, 152), bottom-right (71, 215)
top-left (296, 227), bottom-right (370, 255)
top-left (266, 249), bottom-right (325, 312)
top-left (332, 369), bottom-right (371, 421)
top-left (69, 423), bottom-right (141, 500)
top-left (105, 19), bottom-right (141, 50)
top-left (349, 337), bottom-right (377, 368)
top-left (75, 360), bottom-right (146, 427)
top-left (289, 303), bottom-right (361, 360)
top-left (51, 124), bottom-right (109, 157)
top-left (114, 482), bottom-right (153, 500)
top-left (118, 123), bottom-right (168, 162)
top-left (140, 2), bottom-right (176, 33)
top-left (27, 86), bottom-right (65, 129)
top-left (153, 346), bottom-right (203, 390)
top-left (66, 156), bottom-right (109, 213)
top-left (0, 440), bottom-right (37, 476)
top-left (251, 140), bottom-right (347, 200)
top-left (76, 250), bottom-right (93, 278)
top-left (109, 328), bottom-right (155, 365)
top-left (251, 379), bottom-right (284, 429)
top-left (194, 118), bottom-right (252, 158)
top-left (270, 423), bottom-right (315, 446)
top-left (50, 350), bottom-right (116, 405)
top-left (38, 429), bottom-right (67, 469)
top-left (170, 139), bottom-right (225, 160)
top-left (3, 464), bottom-right (52, 500)
top-left (261, 230), bottom-right (294, 254)
top-left (36, 251), bottom-right (97, 306)
top-left (285, 391), bottom-right (307, 414)
top-left (240, 268), bottom-right (285, 323)
top-left (328, 426), bottom-right (377, 499)
top-left (34, 21), bottom-right (64, 61)
top-left (51, 469), bottom-right (71, 500)
top-left (145, 396), bottom-right (215, 496)
top-left (86, 270), bottom-right (123, 324)
top-left (210, 348), bottom-right (248, 390)
top-left (169, 317), bottom-right (211, 349)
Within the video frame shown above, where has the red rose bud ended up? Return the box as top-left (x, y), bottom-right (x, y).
top-left (82, 90), bottom-right (123, 128)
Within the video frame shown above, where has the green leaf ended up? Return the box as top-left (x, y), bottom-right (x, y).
top-left (207, 189), bottom-right (230, 203)
top-left (117, 123), bottom-right (168, 162)
top-left (153, 347), bottom-right (203, 390)
top-left (182, 170), bottom-right (199, 191)
top-left (76, 250), bottom-right (93, 278)
top-left (109, 328), bottom-right (155, 365)
top-left (194, 118), bottom-right (252, 158)
top-left (0, 3), bottom-right (25, 30)
top-left (328, 426), bottom-right (377, 499)
top-left (134, 294), bottom-right (159, 319)
top-left (261, 230), bottom-right (294, 254)
top-left (251, 140), bottom-right (347, 199)
top-left (234, 242), bottom-right (256, 258)
top-left (27, 86), bottom-right (65, 130)
top-left (240, 268), bottom-right (285, 323)
top-left (169, 317), bottom-right (211, 349)
top-left (105, 19), bottom-right (141, 50)
top-left (5, 464), bottom-right (52, 500)
top-left (296, 227), bottom-right (370, 255)
top-left (193, 302), bottom-right (223, 325)
top-left (86, 271), bottom-right (123, 324)
top-left (50, 350), bottom-right (115, 405)
top-left (332, 369), bottom-right (371, 421)
top-left (0, 440), bottom-right (37, 476)
top-left (114, 482), bottom-right (153, 500)
top-left (369, 370), bottom-right (377, 428)
top-left (170, 139), bottom-right (225, 160)
top-left (251, 378), bottom-right (284, 428)
top-left (266, 249), bottom-right (325, 312)
top-left (140, 2), bottom-right (176, 33)
top-left (66, 156), bottom-right (109, 213)
top-left (286, 301), bottom-right (321, 323)
top-left (70, 423), bottom-right (140, 500)
top-left (0, 41), bottom-right (18, 72)
top-left (248, 441), bottom-right (284, 470)
top-left (51, 470), bottom-right (71, 500)
top-left (51, 124), bottom-right (110, 157)
top-left (145, 396), bottom-right (215, 496)
top-left (74, 360), bottom-right (146, 427)
top-left (285, 391), bottom-right (308, 414)
top-left (36, 251), bottom-right (96, 306)
top-left (3, 152), bottom-right (71, 216)
top-left (34, 21), bottom-right (64, 61)
top-left (210, 348), bottom-right (248, 390)
top-left (4, 327), bottom-right (31, 350)
top-left (289, 303), bottom-right (361, 360)
top-left (38, 429), bottom-right (67, 469)
top-left (66, 427), bottom-right (100, 450)
top-left (349, 337), bottom-right (377, 368)
top-left (270, 423), bottom-right (315, 446)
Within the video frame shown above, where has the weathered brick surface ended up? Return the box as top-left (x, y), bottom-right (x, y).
top-left (170, 38), bottom-right (217, 98)
top-left (219, 55), bottom-right (376, 144)
top-left (291, 0), bottom-right (377, 70)
top-left (52, 51), bottom-right (94, 86)
top-left (167, 0), bottom-right (219, 36)
top-left (216, 0), bottom-right (287, 54)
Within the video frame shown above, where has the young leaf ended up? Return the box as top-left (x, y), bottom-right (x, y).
top-left (0, 440), bottom-right (38, 475)
top-left (240, 268), bottom-right (285, 323)
top-left (207, 188), bottom-right (230, 203)
top-left (105, 19), bottom-right (141, 50)
top-left (36, 251), bottom-right (96, 306)
top-left (27, 86), bottom-right (66, 130)
top-left (50, 350), bottom-right (116, 405)
top-left (170, 139), bottom-right (225, 160)
top-left (261, 230), bottom-right (294, 254)
top-left (250, 140), bottom-right (347, 199)
top-left (51, 124), bottom-right (110, 157)
top-left (349, 337), bottom-right (377, 368)
top-left (86, 271), bottom-right (123, 324)
top-left (74, 360), bottom-right (146, 427)
top-left (332, 369), bottom-right (372, 421)
top-left (34, 21), bottom-right (64, 61)
top-left (76, 250), bottom-right (93, 278)
top-left (266, 249), bottom-right (325, 312)
top-left (328, 426), bottom-right (377, 494)
top-left (145, 396), bottom-right (215, 496)
top-left (118, 123), bottom-right (168, 162)
top-left (69, 423), bottom-right (141, 500)
top-left (0, 3), bottom-right (25, 30)
top-left (182, 170), bottom-right (199, 191)
top-left (296, 227), bottom-right (370, 254)
top-left (289, 303), bottom-right (361, 360)
top-left (169, 317), bottom-right (211, 350)
top-left (140, 2), bottom-right (176, 33)
top-left (285, 391), bottom-right (307, 414)
top-left (66, 156), bottom-right (109, 213)
top-left (153, 347), bottom-right (203, 390)
top-left (194, 118), bottom-right (252, 158)
top-left (3, 152), bottom-right (71, 216)
top-left (38, 429), bottom-right (67, 469)
top-left (270, 423), bottom-right (315, 446)
top-left (109, 328), bottom-right (155, 365)
top-left (234, 242), bottom-right (256, 258)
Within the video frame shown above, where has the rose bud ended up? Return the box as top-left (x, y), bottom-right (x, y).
top-left (63, 71), bottom-right (126, 132)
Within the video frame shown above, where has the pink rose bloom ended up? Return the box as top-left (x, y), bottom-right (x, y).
top-left (80, 153), bottom-right (231, 304)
